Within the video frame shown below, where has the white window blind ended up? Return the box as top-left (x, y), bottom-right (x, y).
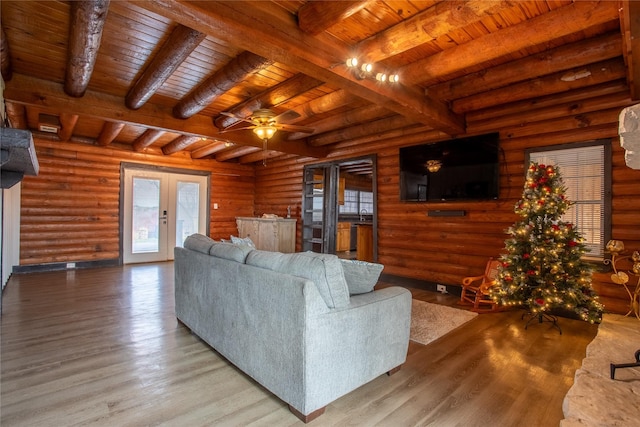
top-left (530, 145), bottom-right (605, 258)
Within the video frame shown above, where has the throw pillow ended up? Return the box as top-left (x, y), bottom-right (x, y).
top-left (183, 233), bottom-right (216, 254)
top-left (230, 235), bottom-right (256, 248)
top-left (340, 259), bottom-right (384, 295)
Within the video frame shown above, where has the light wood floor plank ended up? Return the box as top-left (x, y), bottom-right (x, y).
top-left (1, 263), bottom-right (597, 426)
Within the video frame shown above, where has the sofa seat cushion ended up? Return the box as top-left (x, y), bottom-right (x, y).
top-left (184, 233), bottom-right (217, 254)
top-left (246, 250), bottom-right (350, 308)
top-left (340, 259), bottom-right (384, 295)
top-left (209, 241), bottom-right (254, 263)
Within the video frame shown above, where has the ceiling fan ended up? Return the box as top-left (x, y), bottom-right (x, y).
top-left (218, 108), bottom-right (314, 141)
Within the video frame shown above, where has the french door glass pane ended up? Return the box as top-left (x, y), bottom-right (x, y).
top-left (132, 177), bottom-right (160, 253)
top-left (176, 181), bottom-right (200, 248)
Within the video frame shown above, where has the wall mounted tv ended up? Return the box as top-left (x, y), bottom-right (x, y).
top-left (399, 132), bottom-right (500, 202)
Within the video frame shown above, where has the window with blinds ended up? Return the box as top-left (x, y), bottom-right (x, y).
top-left (528, 141), bottom-right (610, 259)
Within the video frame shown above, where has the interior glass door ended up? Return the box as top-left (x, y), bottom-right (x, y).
top-left (123, 168), bottom-right (208, 264)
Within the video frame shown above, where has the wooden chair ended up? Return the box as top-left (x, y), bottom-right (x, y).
top-left (460, 258), bottom-right (502, 312)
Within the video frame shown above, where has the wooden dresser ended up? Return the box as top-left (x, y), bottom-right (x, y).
top-left (236, 217), bottom-right (297, 253)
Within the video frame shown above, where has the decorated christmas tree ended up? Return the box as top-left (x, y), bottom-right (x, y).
top-left (491, 162), bottom-right (603, 324)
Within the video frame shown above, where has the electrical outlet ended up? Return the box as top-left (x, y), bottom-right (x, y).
top-left (66, 262), bottom-right (76, 269)
top-left (436, 284), bottom-right (447, 293)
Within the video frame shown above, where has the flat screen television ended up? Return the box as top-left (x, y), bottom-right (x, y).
top-left (399, 132), bottom-right (500, 202)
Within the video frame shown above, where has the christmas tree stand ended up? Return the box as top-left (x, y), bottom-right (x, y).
top-left (522, 311), bottom-right (562, 334)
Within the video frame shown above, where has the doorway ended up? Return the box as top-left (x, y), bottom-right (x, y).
top-left (121, 165), bottom-right (209, 264)
top-left (301, 156), bottom-right (376, 261)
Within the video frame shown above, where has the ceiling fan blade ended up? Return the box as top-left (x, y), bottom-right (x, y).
top-left (273, 109), bottom-right (301, 123)
top-left (274, 123), bottom-right (314, 133)
top-left (219, 111), bottom-right (256, 126)
top-left (217, 126), bottom-right (256, 134)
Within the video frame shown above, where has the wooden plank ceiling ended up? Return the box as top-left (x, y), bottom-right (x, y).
top-left (1, 1), bottom-right (638, 167)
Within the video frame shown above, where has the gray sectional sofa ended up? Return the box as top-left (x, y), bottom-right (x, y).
top-left (174, 234), bottom-right (412, 423)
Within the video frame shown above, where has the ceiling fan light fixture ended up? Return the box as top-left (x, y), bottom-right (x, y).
top-left (253, 125), bottom-right (277, 140)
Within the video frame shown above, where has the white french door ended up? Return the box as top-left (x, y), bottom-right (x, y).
top-left (123, 168), bottom-right (208, 264)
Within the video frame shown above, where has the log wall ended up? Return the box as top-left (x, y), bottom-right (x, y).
top-left (19, 138), bottom-right (255, 265)
top-left (255, 97), bottom-right (640, 315)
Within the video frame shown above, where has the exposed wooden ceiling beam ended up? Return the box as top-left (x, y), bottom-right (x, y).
top-left (356, 0), bottom-right (514, 63)
top-left (4, 102), bottom-right (26, 129)
top-left (162, 135), bottom-right (201, 155)
top-left (621, 0), bottom-right (640, 100)
top-left (138, 0), bottom-right (464, 135)
top-left (298, 0), bottom-right (375, 35)
top-left (285, 89), bottom-right (355, 123)
top-left (58, 113), bottom-right (79, 142)
top-left (126, 25), bottom-right (206, 110)
top-left (174, 51), bottom-right (273, 119)
top-left (400, 1), bottom-right (620, 85)
top-left (132, 129), bottom-right (165, 152)
top-left (65, 0), bottom-right (110, 97)
top-left (190, 140), bottom-right (229, 159)
top-left (96, 121), bottom-right (125, 146)
top-left (215, 145), bottom-right (260, 162)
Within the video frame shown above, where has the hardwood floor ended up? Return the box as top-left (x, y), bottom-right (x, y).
top-left (1, 263), bottom-right (598, 426)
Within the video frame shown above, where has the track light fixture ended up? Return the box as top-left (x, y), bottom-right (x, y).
top-left (346, 57), bottom-right (399, 84)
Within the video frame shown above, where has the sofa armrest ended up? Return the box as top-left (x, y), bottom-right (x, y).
top-left (299, 286), bottom-right (411, 414)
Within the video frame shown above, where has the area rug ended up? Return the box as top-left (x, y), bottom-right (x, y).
top-left (410, 299), bottom-right (478, 345)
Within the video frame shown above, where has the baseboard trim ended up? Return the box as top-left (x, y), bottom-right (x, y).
top-left (379, 273), bottom-right (461, 297)
top-left (13, 258), bottom-right (120, 274)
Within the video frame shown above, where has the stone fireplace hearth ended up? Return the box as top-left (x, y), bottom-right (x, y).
top-left (561, 314), bottom-right (640, 426)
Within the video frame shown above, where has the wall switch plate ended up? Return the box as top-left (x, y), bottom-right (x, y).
top-left (436, 284), bottom-right (447, 293)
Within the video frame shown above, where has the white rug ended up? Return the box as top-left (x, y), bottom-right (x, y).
top-left (410, 299), bottom-right (478, 345)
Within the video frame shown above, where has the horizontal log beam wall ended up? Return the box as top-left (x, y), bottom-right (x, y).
top-left (254, 101), bottom-right (640, 316)
top-left (19, 139), bottom-right (255, 266)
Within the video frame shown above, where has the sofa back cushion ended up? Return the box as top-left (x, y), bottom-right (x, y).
top-left (184, 233), bottom-right (216, 254)
top-left (246, 250), bottom-right (350, 308)
top-left (209, 242), bottom-right (254, 263)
